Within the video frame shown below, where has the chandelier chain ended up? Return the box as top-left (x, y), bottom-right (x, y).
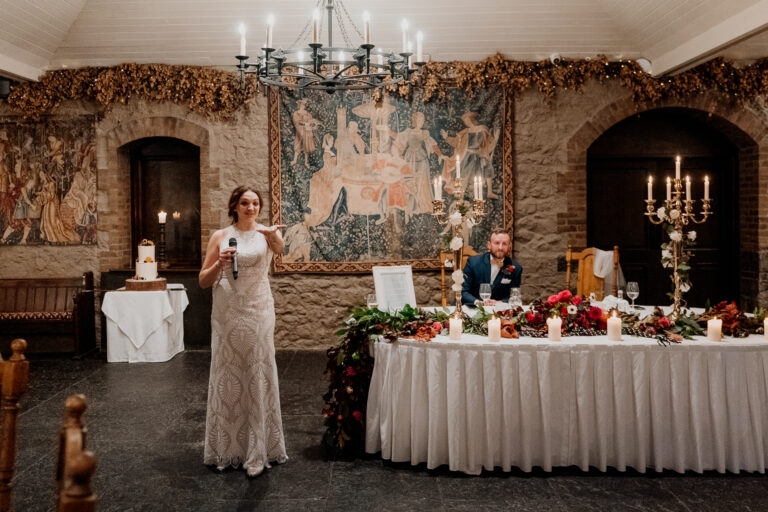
top-left (289, 0), bottom-right (326, 48)
top-left (338, 0), bottom-right (364, 42)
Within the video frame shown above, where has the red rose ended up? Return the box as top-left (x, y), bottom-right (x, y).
top-left (588, 306), bottom-right (602, 320)
top-left (508, 265), bottom-right (515, 272)
top-left (658, 317), bottom-right (671, 328)
top-left (433, 321), bottom-right (443, 333)
top-left (352, 410), bottom-right (363, 422)
top-left (547, 295), bottom-right (558, 305)
top-left (526, 311), bottom-right (535, 323)
top-left (561, 306), bottom-right (569, 316)
top-left (572, 296), bottom-right (583, 306)
top-left (557, 290), bottom-right (572, 302)
top-left (345, 366), bottom-right (357, 377)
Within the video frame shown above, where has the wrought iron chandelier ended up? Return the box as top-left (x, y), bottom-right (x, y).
top-left (235, 0), bottom-right (426, 93)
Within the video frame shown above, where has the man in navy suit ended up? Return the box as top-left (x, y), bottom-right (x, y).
top-left (461, 229), bottom-right (523, 306)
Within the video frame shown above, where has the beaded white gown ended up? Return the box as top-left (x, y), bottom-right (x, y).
top-left (204, 224), bottom-right (287, 473)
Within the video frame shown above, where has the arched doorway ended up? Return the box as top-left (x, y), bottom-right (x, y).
top-left (587, 108), bottom-right (740, 307)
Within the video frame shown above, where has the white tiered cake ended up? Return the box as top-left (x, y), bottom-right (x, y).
top-left (126, 240), bottom-right (166, 291)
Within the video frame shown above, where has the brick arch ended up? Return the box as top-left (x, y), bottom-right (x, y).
top-left (97, 116), bottom-right (218, 271)
top-left (564, 96), bottom-right (768, 307)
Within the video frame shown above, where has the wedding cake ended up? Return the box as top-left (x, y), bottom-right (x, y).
top-left (126, 239), bottom-right (167, 291)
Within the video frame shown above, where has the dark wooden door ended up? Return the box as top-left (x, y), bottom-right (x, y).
top-left (587, 155), bottom-right (738, 307)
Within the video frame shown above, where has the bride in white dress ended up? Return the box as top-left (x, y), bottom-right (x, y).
top-left (198, 186), bottom-right (288, 477)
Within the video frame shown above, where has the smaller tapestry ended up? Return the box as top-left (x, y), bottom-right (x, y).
top-left (0, 119), bottom-right (97, 245)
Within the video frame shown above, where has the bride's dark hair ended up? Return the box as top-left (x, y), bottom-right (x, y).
top-left (228, 186), bottom-right (263, 223)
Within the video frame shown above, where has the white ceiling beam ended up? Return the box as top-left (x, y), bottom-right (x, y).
top-left (0, 51), bottom-right (43, 81)
top-left (649, 0), bottom-right (768, 76)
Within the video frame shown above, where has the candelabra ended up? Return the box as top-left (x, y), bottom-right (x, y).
top-left (158, 223), bottom-right (170, 269)
top-left (432, 173), bottom-right (486, 322)
top-left (644, 157), bottom-right (712, 320)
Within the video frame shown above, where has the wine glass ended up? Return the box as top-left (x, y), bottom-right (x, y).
top-left (626, 282), bottom-right (639, 311)
top-left (366, 293), bottom-right (379, 310)
top-left (509, 287), bottom-right (522, 307)
top-left (479, 283), bottom-right (492, 304)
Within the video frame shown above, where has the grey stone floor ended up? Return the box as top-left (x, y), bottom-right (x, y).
top-left (12, 349), bottom-right (768, 511)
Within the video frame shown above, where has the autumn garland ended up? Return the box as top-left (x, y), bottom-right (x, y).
top-left (7, 55), bottom-right (768, 119)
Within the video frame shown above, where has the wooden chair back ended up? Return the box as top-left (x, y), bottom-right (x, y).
top-left (0, 339), bottom-right (29, 512)
top-left (440, 247), bottom-right (478, 306)
top-left (56, 395), bottom-right (96, 512)
top-left (565, 244), bottom-right (620, 299)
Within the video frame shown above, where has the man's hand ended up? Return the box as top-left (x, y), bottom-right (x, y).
top-left (483, 299), bottom-right (499, 306)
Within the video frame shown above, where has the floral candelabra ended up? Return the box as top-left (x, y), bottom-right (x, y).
top-left (432, 156), bottom-right (486, 323)
top-left (644, 156), bottom-right (712, 320)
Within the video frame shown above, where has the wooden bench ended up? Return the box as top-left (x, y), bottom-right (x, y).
top-left (0, 273), bottom-right (96, 355)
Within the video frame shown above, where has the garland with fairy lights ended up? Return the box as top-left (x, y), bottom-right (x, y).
top-left (5, 55), bottom-right (768, 119)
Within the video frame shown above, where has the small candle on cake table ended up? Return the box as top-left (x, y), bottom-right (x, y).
top-left (488, 316), bottom-right (501, 342)
top-left (158, 211), bottom-right (167, 224)
top-left (607, 311), bottom-right (622, 341)
top-left (449, 316), bottom-right (462, 340)
top-left (707, 317), bottom-right (723, 342)
top-left (172, 211), bottom-right (181, 220)
top-left (547, 316), bottom-right (562, 341)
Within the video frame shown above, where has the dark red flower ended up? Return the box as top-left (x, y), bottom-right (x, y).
top-left (352, 410), bottom-right (363, 422)
top-left (572, 296), bottom-right (583, 306)
top-left (345, 366), bottom-right (357, 377)
top-left (588, 306), bottom-right (603, 320)
top-left (658, 317), bottom-right (671, 328)
top-left (557, 290), bottom-right (572, 302)
top-left (561, 306), bottom-right (569, 316)
top-left (547, 295), bottom-right (558, 305)
top-left (526, 311), bottom-right (535, 323)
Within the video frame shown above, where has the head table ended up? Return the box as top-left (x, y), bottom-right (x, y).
top-left (365, 331), bottom-right (768, 475)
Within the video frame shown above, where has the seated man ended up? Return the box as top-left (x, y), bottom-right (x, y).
top-left (461, 228), bottom-right (523, 306)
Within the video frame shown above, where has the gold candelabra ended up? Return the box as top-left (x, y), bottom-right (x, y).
top-left (643, 157), bottom-right (712, 320)
top-left (432, 174), bottom-right (486, 320)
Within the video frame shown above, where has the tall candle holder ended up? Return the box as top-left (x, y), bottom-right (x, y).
top-left (158, 222), bottom-right (170, 269)
top-left (432, 173), bottom-right (486, 321)
top-left (643, 157), bottom-right (712, 320)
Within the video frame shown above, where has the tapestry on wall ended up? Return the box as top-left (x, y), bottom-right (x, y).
top-left (0, 119), bottom-right (97, 245)
top-left (269, 87), bottom-right (512, 272)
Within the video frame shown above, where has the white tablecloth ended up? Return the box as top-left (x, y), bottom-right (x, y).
top-left (102, 284), bottom-right (189, 363)
top-left (366, 333), bottom-right (768, 475)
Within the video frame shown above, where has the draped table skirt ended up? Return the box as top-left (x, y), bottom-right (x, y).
top-left (365, 334), bottom-right (768, 475)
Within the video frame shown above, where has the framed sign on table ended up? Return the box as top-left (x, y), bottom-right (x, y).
top-left (269, 87), bottom-right (514, 273)
top-left (372, 265), bottom-right (417, 312)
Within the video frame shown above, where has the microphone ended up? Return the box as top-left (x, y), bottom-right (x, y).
top-left (228, 237), bottom-right (238, 280)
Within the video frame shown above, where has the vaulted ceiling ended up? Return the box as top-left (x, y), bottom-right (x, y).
top-left (2, 0), bottom-right (768, 81)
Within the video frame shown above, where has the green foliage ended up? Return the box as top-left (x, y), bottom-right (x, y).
top-left (673, 314), bottom-right (704, 339)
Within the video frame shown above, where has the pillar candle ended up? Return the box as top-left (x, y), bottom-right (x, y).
top-left (685, 176), bottom-right (691, 201)
top-left (707, 318), bottom-right (722, 342)
top-left (416, 31), bottom-right (423, 62)
top-left (455, 154), bottom-right (460, 179)
top-left (297, 51), bottom-right (305, 74)
top-left (488, 317), bottom-right (501, 342)
top-left (607, 311), bottom-right (622, 341)
top-left (547, 316), bottom-right (562, 341)
top-left (647, 176), bottom-right (653, 201)
top-left (363, 12), bottom-right (371, 44)
top-left (401, 19), bottom-right (408, 53)
top-left (158, 211), bottom-right (167, 224)
top-left (449, 317), bottom-right (462, 340)
top-left (238, 24), bottom-right (247, 56)
top-left (313, 10), bottom-right (319, 44)
top-left (266, 15), bottom-right (274, 48)
top-left (666, 177), bottom-right (671, 201)
top-left (704, 175), bottom-right (710, 200)
top-left (675, 155), bottom-right (681, 180)
top-left (764, 317), bottom-right (767, 340)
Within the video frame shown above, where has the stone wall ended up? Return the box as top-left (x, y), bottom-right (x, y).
top-left (2, 78), bottom-right (768, 348)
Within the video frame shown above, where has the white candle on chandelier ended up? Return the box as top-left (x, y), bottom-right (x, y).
top-left (455, 154), bottom-right (461, 179)
top-left (666, 177), bottom-right (671, 201)
top-left (313, 9), bottom-right (319, 44)
top-left (406, 40), bottom-right (412, 67)
top-left (685, 175), bottom-right (691, 201)
top-left (266, 14), bottom-right (274, 48)
top-left (363, 11), bottom-right (371, 45)
top-left (297, 51), bottom-right (305, 75)
top-left (647, 176), bottom-right (653, 201)
top-left (377, 53), bottom-right (383, 66)
top-left (401, 19), bottom-right (408, 53)
top-left (238, 23), bottom-right (247, 56)
top-left (416, 31), bottom-right (423, 62)
top-left (704, 175), bottom-right (710, 200)
top-left (675, 155), bottom-right (681, 180)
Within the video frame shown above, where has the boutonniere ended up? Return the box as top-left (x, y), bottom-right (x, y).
top-left (501, 264), bottom-right (515, 276)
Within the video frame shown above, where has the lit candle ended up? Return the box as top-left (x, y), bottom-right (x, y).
top-left (401, 19), bottom-right (408, 53)
top-left (266, 14), bottom-right (274, 49)
top-left (172, 211), bottom-right (181, 220)
top-left (238, 23), bottom-right (247, 56)
top-left (685, 176), bottom-right (691, 201)
top-left (764, 317), bottom-right (768, 340)
top-left (416, 31), bottom-right (423, 62)
top-left (377, 53), bottom-right (383, 66)
top-left (675, 155), bottom-right (681, 180)
top-left (707, 318), bottom-right (723, 342)
top-left (313, 9), bottom-right (319, 44)
top-left (547, 316), bottom-right (562, 341)
top-left (488, 317), bottom-right (501, 342)
top-left (363, 11), bottom-right (371, 44)
top-left (647, 176), bottom-right (653, 201)
top-left (666, 177), bottom-right (671, 201)
top-left (449, 317), bottom-right (462, 340)
top-left (297, 50), bottom-right (305, 74)
top-left (607, 311), bottom-right (622, 341)
top-left (704, 175), bottom-right (710, 200)
top-left (406, 40), bottom-right (412, 67)
top-left (158, 211), bottom-right (167, 224)
top-left (455, 154), bottom-right (460, 179)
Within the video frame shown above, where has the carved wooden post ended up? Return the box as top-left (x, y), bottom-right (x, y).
top-left (59, 451), bottom-right (96, 512)
top-left (0, 339), bottom-right (29, 512)
top-left (56, 394), bottom-right (89, 511)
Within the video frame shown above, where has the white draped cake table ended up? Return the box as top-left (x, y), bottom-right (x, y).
top-left (365, 334), bottom-right (768, 475)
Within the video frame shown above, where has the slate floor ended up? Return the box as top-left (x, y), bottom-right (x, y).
top-left (12, 349), bottom-right (768, 511)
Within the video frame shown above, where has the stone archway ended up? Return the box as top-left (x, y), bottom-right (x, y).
top-left (565, 96), bottom-right (768, 307)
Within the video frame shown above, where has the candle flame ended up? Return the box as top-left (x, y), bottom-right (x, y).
top-left (648, 176), bottom-right (653, 184)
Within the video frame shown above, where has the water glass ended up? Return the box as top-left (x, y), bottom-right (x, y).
top-left (509, 287), bottom-right (522, 307)
top-left (626, 282), bottom-right (639, 311)
top-left (479, 283), bottom-right (492, 302)
top-left (366, 293), bottom-right (379, 310)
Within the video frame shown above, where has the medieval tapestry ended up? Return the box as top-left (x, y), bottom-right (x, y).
top-left (269, 87), bottom-right (511, 272)
top-left (0, 119), bottom-right (97, 245)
